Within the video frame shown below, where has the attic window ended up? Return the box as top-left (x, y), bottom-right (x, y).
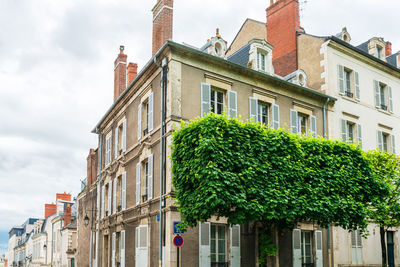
top-left (257, 51), bottom-right (267, 72)
top-left (376, 45), bottom-right (383, 59)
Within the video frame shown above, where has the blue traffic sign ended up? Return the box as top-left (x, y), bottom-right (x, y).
top-left (173, 221), bottom-right (185, 234)
top-left (173, 235), bottom-right (184, 247)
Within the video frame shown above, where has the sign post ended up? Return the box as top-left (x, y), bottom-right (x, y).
top-left (173, 235), bottom-right (183, 267)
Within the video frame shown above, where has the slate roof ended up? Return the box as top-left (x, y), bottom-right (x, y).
top-left (356, 40), bottom-right (369, 53)
top-left (387, 53), bottom-right (398, 68)
top-left (227, 43), bottom-right (251, 67)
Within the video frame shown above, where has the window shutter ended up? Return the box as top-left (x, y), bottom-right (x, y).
top-left (338, 65), bottom-right (345, 94)
top-left (112, 232), bottom-right (116, 267)
top-left (228, 90), bottom-right (238, 118)
top-left (391, 135), bottom-right (396, 154)
top-left (310, 115), bottom-right (317, 137)
top-left (374, 80), bottom-right (380, 107)
top-left (272, 104), bottom-right (279, 130)
top-left (122, 119), bottom-right (127, 152)
top-left (113, 178), bottom-right (117, 214)
top-left (290, 109), bottom-right (298, 134)
top-left (122, 172), bottom-right (126, 210)
top-left (230, 225), bottom-right (240, 267)
top-left (201, 83), bottom-right (211, 116)
top-left (108, 181), bottom-right (112, 216)
top-left (314, 231), bottom-right (323, 267)
top-left (148, 154), bottom-right (153, 200)
top-left (249, 97), bottom-right (258, 121)
top-left (357, 124), bottom-right (362, 147)
top-left (292, 229), bottom-right (301, 267)
top-left (388, 86), bottom-right (393, 113)
top-left (148, 92), bottom-right (154, 132)
top-left (341, 119), bottom-right (347, 142)
top-left (199, 222), bottom-right (211, 267)
top-left (136, 163), bottom-right (141, 205)
top-left (355, 72), bottom-right (360, 100)
top-left (101, 185), bottom-right (105, 218)
top-left (114, 128), bottom-right (118, 159)
top-left (377, 130), bottom-right (383, 150)
top-left (137, 103), bottom-right (142, 140)
top-left (120, 230), bottom-right (125, 267)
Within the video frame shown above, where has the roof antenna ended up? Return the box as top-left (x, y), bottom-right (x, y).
top-left (299, 0), bottom-right (308, 22)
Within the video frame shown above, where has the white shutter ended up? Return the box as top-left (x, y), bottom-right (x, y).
top-left (315, 230), bottom-right (323, 267)
top-left (249, 97), bottom-right (258, 121)
top-left (136, 225), bottom-right (148, 267)
top-left (272, 104), bottom-right (279, 130)
top-left (310, 115), bottom-right (317, 137)
top-left (341, 119), bottom-right (347, 142)
top-left (338, 65), bottom-right (345, 94)
top-left (148, 154), bottom-right (153, 200)
top-left (388, 86), bottom-right (393, 113)
top-left (377, 131), bottom-right (383, 150)
top-left (391, 135), bottom-right (396, 154)
top-left (108, 181), bottom-right (112, 216)
top-left (355, 72), bottom-right (360, 100)
top-left (136, 163), bottom-right (141, 205)
top-left (230, 225), bottom-right (240, 267)
top-left (148, 92), bottom-right (154, 132)
top-left (201, 83), bottom-right (211, 116)
top-left (114, 128), bottom-right (118, 159)
top-left (351, 230), bottom-right (363, 264)
top-left (122, 172), bottom-right (126, 210)
top-left (101, 185), bottom-right (105, 218)
top-left (290, 109), bottom-right (298, 134)
top-left (357, 124), bottom-right (362, 147)
top-left (122, 119), bottom-right (127, 152)
top-left (113, 178), bottom-right (117, 214)
top-left (199, 222), bottom-right (211, 267)
top-left (112, 232), bottom-right (116, 267)
top-left (120, 230), bottom-right (125, 267)
top-left (374, 80), bottom-right (380, 107)
top-left (292, 229), bottom-right (301, 267)
top-left (228, 90), bottom-right (238, 118)
top-left (137, 103), bottom-right (142, 140)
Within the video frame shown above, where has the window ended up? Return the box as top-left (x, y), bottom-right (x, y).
top-left (344, 69), bottom-right (353, 97)
top-left (374, 80), bottom-right (393, 112)
top-left (351, 229), bottom-right (362, 264)
top-left (257, 52), bottom-right (266, 71)
top-left (293, 230), bottom-right (322, 267)
top-left (301, 231), bottom-right (313, 265)
top-left (298, 113), bottom-right (308, 135)
top-left (143, 161), bottom-right (149, 202)
top-left (136, 155), bottom-right (153, 205)
top-left (249, 97), bottom-right (279, 129)
top-left (210, 88), bottom-right (224, 115)
top-left (137, 92), bottom-right (154, 140)
top-left (257, 102), bottom-right (269, 125)
top-left (115, 119), bottom-right (127, 158)
top-left (211, 224), bottom-right (226, 266)
top-left (347, 122), bottom-right (354, 143)
top-left (377, 130), bottom-right (395, 153)
top-left (338, 65), bottom-right (360, 100)
top-left (290, 110), bottom-right (316, 137)
top-left (105, 135), bottom-right (111, 166)
top-left (382, 133), bottom-right (388, 151)
top-left (116, 176), bottom-right (122, 211)
top-left (341, 120), bottom-right (362, 146)
top-left (377, 46), bottom-right (383, 59)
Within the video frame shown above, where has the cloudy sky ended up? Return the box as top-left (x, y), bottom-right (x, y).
top-left (0, 0), bottom-right (399, 255)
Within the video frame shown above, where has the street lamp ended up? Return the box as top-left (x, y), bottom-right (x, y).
top-left (84, 214), bottom-right (90, 227)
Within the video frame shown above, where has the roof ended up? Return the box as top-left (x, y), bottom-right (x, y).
top-left (227, 43), bottom-right (251, 67)
top-left (387, 53), bottom-right (399, 68)
top-left (356, 40), bottom-right (369, 53)
top-left (63, 220), bottom-right (77, 230)
top-left (92, 40), bottom-right (335, 133)
top-left (227, 18), bottom-right (266, 54)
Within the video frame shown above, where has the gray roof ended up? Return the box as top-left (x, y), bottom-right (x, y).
top-left (356, 40), bottom-right (369, 53)
top-left (387, 53), bottom-right (398, 68)
top-left (227, 43), bottom-right (250, 67)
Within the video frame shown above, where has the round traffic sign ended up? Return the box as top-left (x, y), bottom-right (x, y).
top-left (173, 235), bottom-right (184, 247)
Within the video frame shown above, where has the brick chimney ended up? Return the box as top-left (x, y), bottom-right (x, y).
top-left (114, 45), bottom-right (127, 101)
top-left (127, 63), bottom-right (138, 86)
top-left (64, 204), bottom-right (71, 226)
top-left (45, 203), bottom-right (57, 219)
top-left (267, 0), bottom-right (301, 76)
top-left (386, 41), bottom-right (392, 57)
top-left (152, 0), bottom-right (174, 55)
top-left (56, 192), bottom-right (71, 202)
top-left (86, 148), bottom-right (98, 187)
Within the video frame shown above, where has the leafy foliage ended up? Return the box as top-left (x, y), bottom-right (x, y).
top-left (172, 114), bottom-right (388, 233)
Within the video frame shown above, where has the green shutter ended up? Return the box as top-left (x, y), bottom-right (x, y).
top-left (388, 86), bottom-right (393, 113)
top-left (391, 135), bottom-right (396, 154)
top-left (228, 90), bottom-right (237, 118)
top-left (201, 83), bottom-right (211, 116)
top-left (310, 115), bottom-right (317, 137)
top-left (249, 97), bottom-right (258, 121)
top-left (290, 109), bottom-right (298, 134)
top-left (341, 119), bottom-right (347, 142)
top-left (357, 124), bottom-right (362, 147)
top-left (355, 72), bottom-right (360, 100)
top-left (374, 80), bottom-right (380, 107)
top-left (377, 131), bottom-right (383, 150)
top-left (338, 65), bottom-right (345, 94)
top-left (272, 104), bottom-right (279, 129)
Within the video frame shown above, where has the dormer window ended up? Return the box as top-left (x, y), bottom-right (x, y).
top-left (377, 45), bottom-right (383, 60)
top-left (257, 52), bottom-right (266, 72)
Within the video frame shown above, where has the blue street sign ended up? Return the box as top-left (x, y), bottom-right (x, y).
top-left (156, 214), bottom-right (160, 222)
top-left (173, 221), bottom-right (185, 234)
top-left (173, 235), bottom-right (184, 247)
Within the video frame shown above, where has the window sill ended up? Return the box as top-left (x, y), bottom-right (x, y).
top-left (376, 108), bottom-right (392, 116)
top-left (340, 94), bottom-right (358, 103)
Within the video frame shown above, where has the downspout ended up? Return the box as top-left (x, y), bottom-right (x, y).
top-left (95, 133), bottom-right (103, 267)
top-left (322, 97), bottom-right (330, 138)
top-left (51, 223), bottom-right (54, 267)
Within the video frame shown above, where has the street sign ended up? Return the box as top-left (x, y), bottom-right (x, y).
top-left (173, 235), bottom-right (184, 247)
top-left (173, 221), bottom-right (185, 234)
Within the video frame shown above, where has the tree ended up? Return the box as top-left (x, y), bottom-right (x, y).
top-left (172, 114), bottom-right (388, 261)
top-left (366, 150), bottom-right (400, 267)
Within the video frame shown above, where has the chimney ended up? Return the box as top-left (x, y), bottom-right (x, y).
top-left (267, 0), bottom-right (301, 76)
top-left (127, 63), bottom-right (138, 85)
top-left (386, 41), bottom-right (392, 57)
top-left (64, 204), bottom-right (71, 226)
top-left (152, 0), bottom-right (174, 55)
top-left (114, 45), bottom-right (127, 101)
top-left (86, 148), bottom-right (98, 187)
top-left (45, 203), bottom-right (57, 219)
top-left (56, 192), bottom-right (71, 202)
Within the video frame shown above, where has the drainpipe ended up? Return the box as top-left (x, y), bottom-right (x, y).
top-left (322, 98), bottom-right (330, 138)
top-left (95, 133), bottom-right (103, 267)
top-left (51, 223), bottom-right (54, 267)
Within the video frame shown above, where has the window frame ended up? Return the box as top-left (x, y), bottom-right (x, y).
top-left (210, 87), bottom-right (225, 115)
top-left (210, 224), bottom-right (227, 264)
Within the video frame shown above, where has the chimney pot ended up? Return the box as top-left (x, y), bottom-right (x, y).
top-left (152, 0), bottom-right (174, 55)
top-left (386, 41), bottom-right (392, 57)
top-left (114, 46), bottom-right (127, 101)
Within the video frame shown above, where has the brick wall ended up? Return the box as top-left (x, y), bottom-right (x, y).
top-left (86, 148), bottom-right (98, 187)
top-left (45, 203), bottom-right (57, 219)
top-left (56, 193), bottom-right (71, 201)
top-left (114, 46), bottom-right (127, 101)
top-left (152, 0), bottom-right (173, 55)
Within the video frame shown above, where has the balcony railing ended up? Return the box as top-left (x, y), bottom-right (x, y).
top-left (143, 128), bottom-right (149, 136)
top-left (381, 104), bottom-right (388, 111)
top-left (345, 91), bottom-right (353, 98)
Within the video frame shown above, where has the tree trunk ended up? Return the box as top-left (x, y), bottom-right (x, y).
top-left (380, 226), bottom-right (387, 267)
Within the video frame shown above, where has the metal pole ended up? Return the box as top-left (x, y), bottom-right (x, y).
top-left (89, 196), bottom-right (94, 267)
top-left (95, 134), bottom-right (103, 267)
top-left (158, 58), bottom-right (165, 267)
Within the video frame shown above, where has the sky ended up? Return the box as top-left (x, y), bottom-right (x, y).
top-left (0, 0), bottom-right (399, 255)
